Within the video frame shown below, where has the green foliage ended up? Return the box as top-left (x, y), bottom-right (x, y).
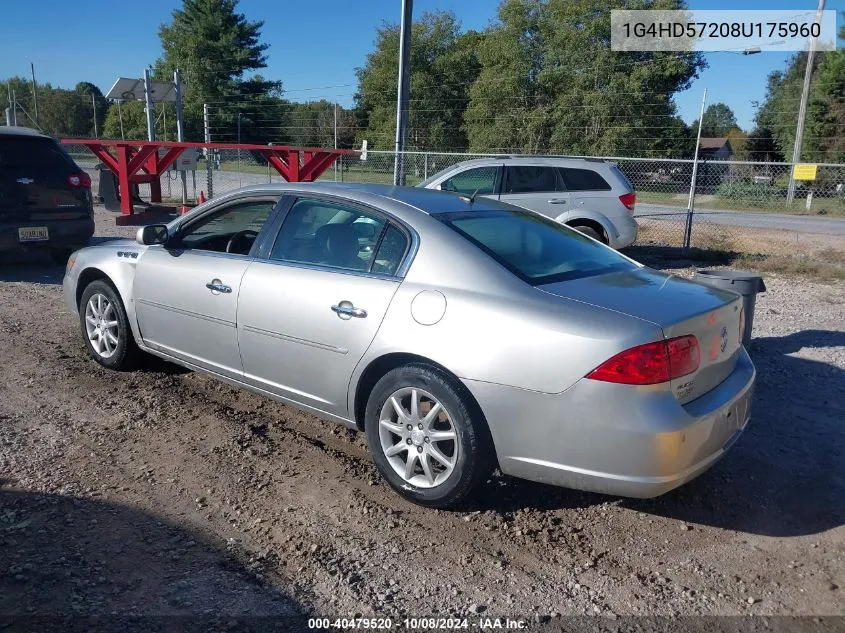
top-left (755, 14), bottom-right (845, 163)
top-left (1, 76), bottom-right (105, 138)
top-left (154, 0), bottom-right (280, 140)
top-left (691, 103), bottom-right (739, 137)
top-left (715, 180), bottom-right (780, 205)
top-left (355, 11), bottom-right (481, 151)
top-left (463, 0), bottom-right (705, 156)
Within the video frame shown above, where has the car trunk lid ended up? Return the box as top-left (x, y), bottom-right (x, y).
top-left (538, 267), bottom-right (743, 403)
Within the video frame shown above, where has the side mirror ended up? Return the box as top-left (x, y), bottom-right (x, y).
top-left (136, 224), bottom-right (169, 246)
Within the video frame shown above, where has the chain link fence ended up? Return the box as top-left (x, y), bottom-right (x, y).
top-left (63, 143), bottom-right (845, 265)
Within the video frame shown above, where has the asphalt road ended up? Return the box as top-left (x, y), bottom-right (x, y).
top-left (636, 203), bottom-right (845, 235)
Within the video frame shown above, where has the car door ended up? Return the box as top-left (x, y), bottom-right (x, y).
top-left (237, 195), bottom-right (411, 416)
top-left (498, 165), bottom-right (570, 220)
top-left (133, 196), bottom-right (280, 379)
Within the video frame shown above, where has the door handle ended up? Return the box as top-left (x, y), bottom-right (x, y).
top-left (331, 302), bottom-right (367, 319)
top-left (548, 198), bottom-right (567, 204)
top-left (205, 279), bottom-right (232, 294)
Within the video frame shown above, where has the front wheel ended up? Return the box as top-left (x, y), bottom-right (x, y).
top-left (78, 280), bottom-right (141, 370)
top-left (364, 364), bottom-right (494, 508)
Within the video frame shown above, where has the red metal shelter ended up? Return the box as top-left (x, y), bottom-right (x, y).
top-left (61, 139), bottom-right (355, 225)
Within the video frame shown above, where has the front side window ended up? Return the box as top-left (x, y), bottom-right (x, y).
top-left (437, 209), bottom-right (635, 285)
top-left (502, 166), bottom-right (560, 194)
top-left (270, 198), bottom-right (408, 275)
top-left (175, 199), bottom-right (277, 254)
top-left (440, 167), bottom-right (499, 196)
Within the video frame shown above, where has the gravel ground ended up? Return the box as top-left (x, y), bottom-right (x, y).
top-left (0, 207), bottom-right (843, 629)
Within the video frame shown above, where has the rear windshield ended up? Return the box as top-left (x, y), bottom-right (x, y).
top-left (0, 137), bottom-right (75, 173)
top-left (437, 209), bottom-right (637, 285)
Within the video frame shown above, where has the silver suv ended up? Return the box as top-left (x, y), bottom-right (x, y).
top-left (418, 157), bottom-right (638, 249)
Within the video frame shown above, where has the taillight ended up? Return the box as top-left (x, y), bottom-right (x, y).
top-left (587, 335), bottom-right (700, 385)
top-left (619, 192), bottom-right (636, 212)
top-left (68, 172), bottom-right (92, 188)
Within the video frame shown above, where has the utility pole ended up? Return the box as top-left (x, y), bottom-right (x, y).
top-left (393, 0), bottom-right (413, 186)
top-left (117, 101), bottom-right (125, 139)
top-left (334, 102), bottom-right (338, 181)
top-left (174, 70), bottom-right (188, 205)
top-left (786, 0), bottom-right (825, 205)
top-left (203, 103), bottom-right (213, 199)
top-left (92, 93), bottom-right (98, 138)
top-left (30, 63), bottom-right (39, 127)
top-left (684, 89), bottom-right (707, 249)
top-left (5, 88), bottom-right (14, 126)
top-left (237, 112), bottom-right (242, 187)
top-left (143, 68), bottom-right (155, 141)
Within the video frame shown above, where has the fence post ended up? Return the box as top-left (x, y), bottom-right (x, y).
top-left (203, 103), bottom-right (213, 199)
top-left (684, 89), bottom-right (707, 249)
top-left (424, 153), bottom-right (428, 180)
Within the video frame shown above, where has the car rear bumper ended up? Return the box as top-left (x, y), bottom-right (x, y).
top-left (464, 346), bottom-right (755, 498)
top-left (0, 217), bottom-right (95, 252)
top-left (609, 213), bottom-right (638, 249)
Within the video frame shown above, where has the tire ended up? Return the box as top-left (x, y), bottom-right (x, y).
top-left (49, 248), bottom-right (74, 265)
top-left (571, 224), bottom-right (606, 243)
top-left (364, 363), bottom-right (495, 508)
top-left (78, 280), bottom-right (141, 371)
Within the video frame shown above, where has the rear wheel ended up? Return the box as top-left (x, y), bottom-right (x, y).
top-left (78, 280), bottom-right (140, 371)
top-left (570, 223), bottom-right (606, 243)
top-left (365, 363), bottom-right (494, 508)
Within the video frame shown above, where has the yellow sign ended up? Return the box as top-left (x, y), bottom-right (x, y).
top-left (793, 163), bottom-right (817, 180)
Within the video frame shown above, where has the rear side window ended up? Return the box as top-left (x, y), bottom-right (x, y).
top-left (0, 138), bottom-right (75, 174)
top-left (558, 167), bottom-right (611, 191)
top-left (503, 166), bottom-right (560, 194)
top-left (437, 209), bottom-right (635, 285)
top-left (371, 224), bottom-right (408, 276)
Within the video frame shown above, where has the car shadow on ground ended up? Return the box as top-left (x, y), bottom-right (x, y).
top-left (0, 237), bottom-right (124, 285)
top-left (477, 330), bottom-right (844, 538)
top-left (0, 487), bottom-right (307, 632)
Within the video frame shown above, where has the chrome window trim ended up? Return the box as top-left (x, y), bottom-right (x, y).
top-left (250, 256), bottom-right (405, 283)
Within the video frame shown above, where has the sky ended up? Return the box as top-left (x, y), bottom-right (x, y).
top-left (0, 0), bottom-right (842, 132)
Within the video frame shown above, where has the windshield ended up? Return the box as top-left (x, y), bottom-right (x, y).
top-left (437, 209), bottom-right (637, 285)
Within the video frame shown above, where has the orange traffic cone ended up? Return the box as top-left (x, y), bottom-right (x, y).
top-left (180, 205), bottom-right (189, 215)
top-left (198, 191), bottom-right (206, 204)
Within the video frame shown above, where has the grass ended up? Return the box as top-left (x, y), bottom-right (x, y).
top-left (637, 191), bottom-right (845, 216)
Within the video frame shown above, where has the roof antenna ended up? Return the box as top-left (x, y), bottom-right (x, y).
top-left (459, 186), bottom-right (482, 205)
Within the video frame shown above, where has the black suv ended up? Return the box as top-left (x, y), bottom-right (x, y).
top-left (0, 126), bottom-right (95, 263)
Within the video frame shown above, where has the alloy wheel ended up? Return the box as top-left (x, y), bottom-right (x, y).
top-left (84, 293), bottom-right (120, 359)
top-left (378, 387), bottom-right (459, 488)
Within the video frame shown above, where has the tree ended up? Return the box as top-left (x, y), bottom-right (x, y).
top-left (1, 76), bottom-right (97, 137)
top-left (754, 14), bottom-right (845, 163)
top-left (154, 0), bottom-right (280, 140)
top-left (691, 103), bottom-right (739, 138)
top-left (464, 0), bottom-right (706, 156)
top-left (355, 11), bottom-right (482, 151)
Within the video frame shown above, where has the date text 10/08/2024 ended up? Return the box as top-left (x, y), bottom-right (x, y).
top-left (307, 617), bottom-right (528, 630)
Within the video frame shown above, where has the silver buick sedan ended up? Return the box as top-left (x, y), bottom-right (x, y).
top-left (63, 183), bottom-right (755, 508)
